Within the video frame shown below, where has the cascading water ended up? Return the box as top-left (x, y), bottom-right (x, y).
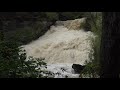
top-left (22, 18), bottom-right (95, 78)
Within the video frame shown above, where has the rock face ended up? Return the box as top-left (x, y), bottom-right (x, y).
top-left (72, 64), bottom-right (85, 74)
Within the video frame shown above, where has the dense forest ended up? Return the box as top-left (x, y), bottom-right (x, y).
top-left (2, 12), bottom-right (119, 78)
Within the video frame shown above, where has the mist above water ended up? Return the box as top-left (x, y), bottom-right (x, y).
top-left (22, 18), bottom-right (95, 78)
top-left (23, 18), bottom-right (95, 65)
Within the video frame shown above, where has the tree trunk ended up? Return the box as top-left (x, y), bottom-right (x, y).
top-left (100, 12), bottom-right (120, 78)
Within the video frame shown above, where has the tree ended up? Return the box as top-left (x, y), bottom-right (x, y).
top-left (100, 12), bottom-right (120, 78)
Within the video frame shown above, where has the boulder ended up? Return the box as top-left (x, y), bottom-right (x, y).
top-left (72, 64), bottom-right (85, 74)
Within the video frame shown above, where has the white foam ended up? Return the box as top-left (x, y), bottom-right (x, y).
top-left (22, 18), bottom-right (95, 78)
top-left (41, 63), bottom-right (80, 78)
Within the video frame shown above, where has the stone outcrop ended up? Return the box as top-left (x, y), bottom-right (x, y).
top-left (72, 64), bottom-right (85, 74)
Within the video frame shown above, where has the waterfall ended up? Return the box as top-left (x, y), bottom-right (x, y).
top-left (22, 18), bottom-right (95, 78)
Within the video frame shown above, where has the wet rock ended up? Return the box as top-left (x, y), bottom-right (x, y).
top-left (72, 64), bottom-right (85, 74)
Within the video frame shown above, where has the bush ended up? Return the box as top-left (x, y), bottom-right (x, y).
top-left (0, 41), bottom-right (48, 78)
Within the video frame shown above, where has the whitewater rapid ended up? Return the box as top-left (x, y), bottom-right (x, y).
top-left (22, 18), bottom-right (95, 78)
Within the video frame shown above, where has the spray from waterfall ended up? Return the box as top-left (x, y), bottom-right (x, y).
top-left (22, 18), bottom-right (95, 65)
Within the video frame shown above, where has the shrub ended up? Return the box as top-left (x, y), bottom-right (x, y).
top-left (0, 31), bottom-right (4, 41)
top-left (0, 41), bottom-right (48, 78)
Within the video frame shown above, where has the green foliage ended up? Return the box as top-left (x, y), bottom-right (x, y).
top-left (89, 12), bottom-right (102, 34)
top-left (80, 62), bottom-right (100, 78)
top-left (0, 31), bottom-right (4, 41)
top-left (0, 12), bottom-right (102, 78)
top-left (0, 41), bottom-right (48, 78)
top-left (79, 12), bottom-right (102, 78)
top-left (79, 36), bottom-right (100, 78)
top-left (89, 13), bottom-right (102, 74)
